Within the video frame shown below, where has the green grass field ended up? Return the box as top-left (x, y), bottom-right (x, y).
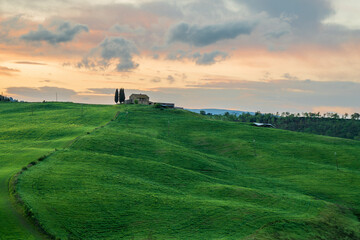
top-left (1, 103), bottom-right (360, 239)
top-left (0, 102), bottom-right (117, 240)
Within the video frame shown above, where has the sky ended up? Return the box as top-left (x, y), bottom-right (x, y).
top-left (1, 0), bottom-right (360, 114)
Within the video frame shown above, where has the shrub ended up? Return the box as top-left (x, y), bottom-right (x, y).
top-left (134, 99), bottom-right (139, 104)
top-left (24, 208), bottom-right (33, 218)
top-left (154, 103), bottom-right (162, 109)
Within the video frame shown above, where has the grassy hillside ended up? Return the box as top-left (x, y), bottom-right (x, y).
top-left (14, 104), bottom-right (360, 239)
top-left (0, 102), bottom-right (117, 239)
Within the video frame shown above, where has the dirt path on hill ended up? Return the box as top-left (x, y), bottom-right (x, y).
top-left (0, 173), bottom-right (47, 240)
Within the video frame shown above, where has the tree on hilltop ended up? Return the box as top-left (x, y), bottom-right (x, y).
top-left (352, 113), bottom-right (360, 120)
top-left (114, 89), bottom-right (119, 104)
top-left (119, 88), bottom-right (125, 104)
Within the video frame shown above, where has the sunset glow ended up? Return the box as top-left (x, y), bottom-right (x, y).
top-left (1, 0), bottom-right (360, 113)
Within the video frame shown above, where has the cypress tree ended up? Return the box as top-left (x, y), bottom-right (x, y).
top-left (120, 88), bottom-right (125, 104)
top-left (114, 89), bottom-right (119, 104)
top-left (118, 89), bottom-right (122, 104)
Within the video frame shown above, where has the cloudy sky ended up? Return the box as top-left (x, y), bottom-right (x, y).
top-left (1, 0), bottom-right (360, 113)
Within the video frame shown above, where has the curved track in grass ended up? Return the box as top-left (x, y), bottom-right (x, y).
top-left (0, 102), bottom-right (118, 239)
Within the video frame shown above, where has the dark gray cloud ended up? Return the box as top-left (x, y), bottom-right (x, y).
top-left (15, 61), bottom-right (47, 65)
top-left (100, 37), bottom-right (139, 71)
top-left (158, 0), bottom-right (351, 49)
top-left (21, 21), bottom-right (88, 44)
top-left (265, 30), bottom-right (290, 39)
top-left (166, 50), bottom-right (228, 65)
top-left (239, 0), bottom-right (333, 29)
top-left (0, 15), bottom-right (25, 29)
top-left (0, 15), bottom-right (25, 43)
top-left (193, 51), bottom-right (228, 65)
top-left (166, 50), bottom-right (190, 60)
top-left (78, 37), bottom-right (139, 72)
top-left (151, 77), bottom-right (162, 83)
top-left (282, 73), bottom-right (299, 81)
top-left (110, 24), bottom-right (146, 35)
top-left (0, 66), bottom-right (20, 76)
top-left (2, 0), bottom-right (358, 55)
top-left (168, 21), bottom-right (255, 47)
top-left (6, 86), bottom-right (77, 101)
top-left (167, 75), bottom-right (175, 84)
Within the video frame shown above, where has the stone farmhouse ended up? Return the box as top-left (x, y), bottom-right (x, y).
top-left (125, 94), bottom-right (175, 108)
top-left (126, 94), bottom-right (150, 105)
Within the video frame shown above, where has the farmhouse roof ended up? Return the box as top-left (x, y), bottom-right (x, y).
top-left (130, 94), bottom-right (149, 98)
top-left (252, 123), bottom-right (275, 128)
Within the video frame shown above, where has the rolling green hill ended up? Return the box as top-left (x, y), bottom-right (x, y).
top-left (11, 104), bottom-right (360, 239)
top-left (1, 102), bottom-right (359, 239)
top-left (0, 102), bottom-right (117, 239)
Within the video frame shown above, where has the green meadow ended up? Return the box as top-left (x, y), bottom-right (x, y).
top-left (1, 103), bottom-right (360, 239)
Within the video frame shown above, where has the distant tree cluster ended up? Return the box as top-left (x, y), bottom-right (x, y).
top-left (0, 95), bottom-right (18, 102)
top-left (114, 88), bottom-right (125, 104)
top-left (206, 111), bottom-right (360, 141)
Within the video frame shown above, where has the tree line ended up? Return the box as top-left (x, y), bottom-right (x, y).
top-left (0, 95), bottom-right (18, 102)
top-left (201, 111), bottom-right (360, 141)
top-left (114, 88), bottom-right (125, 104)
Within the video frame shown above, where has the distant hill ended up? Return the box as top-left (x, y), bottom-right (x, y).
top-left (187, 108), bottom-right (254, 115)
top-left (9, 103), bottom-right (360, 240)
